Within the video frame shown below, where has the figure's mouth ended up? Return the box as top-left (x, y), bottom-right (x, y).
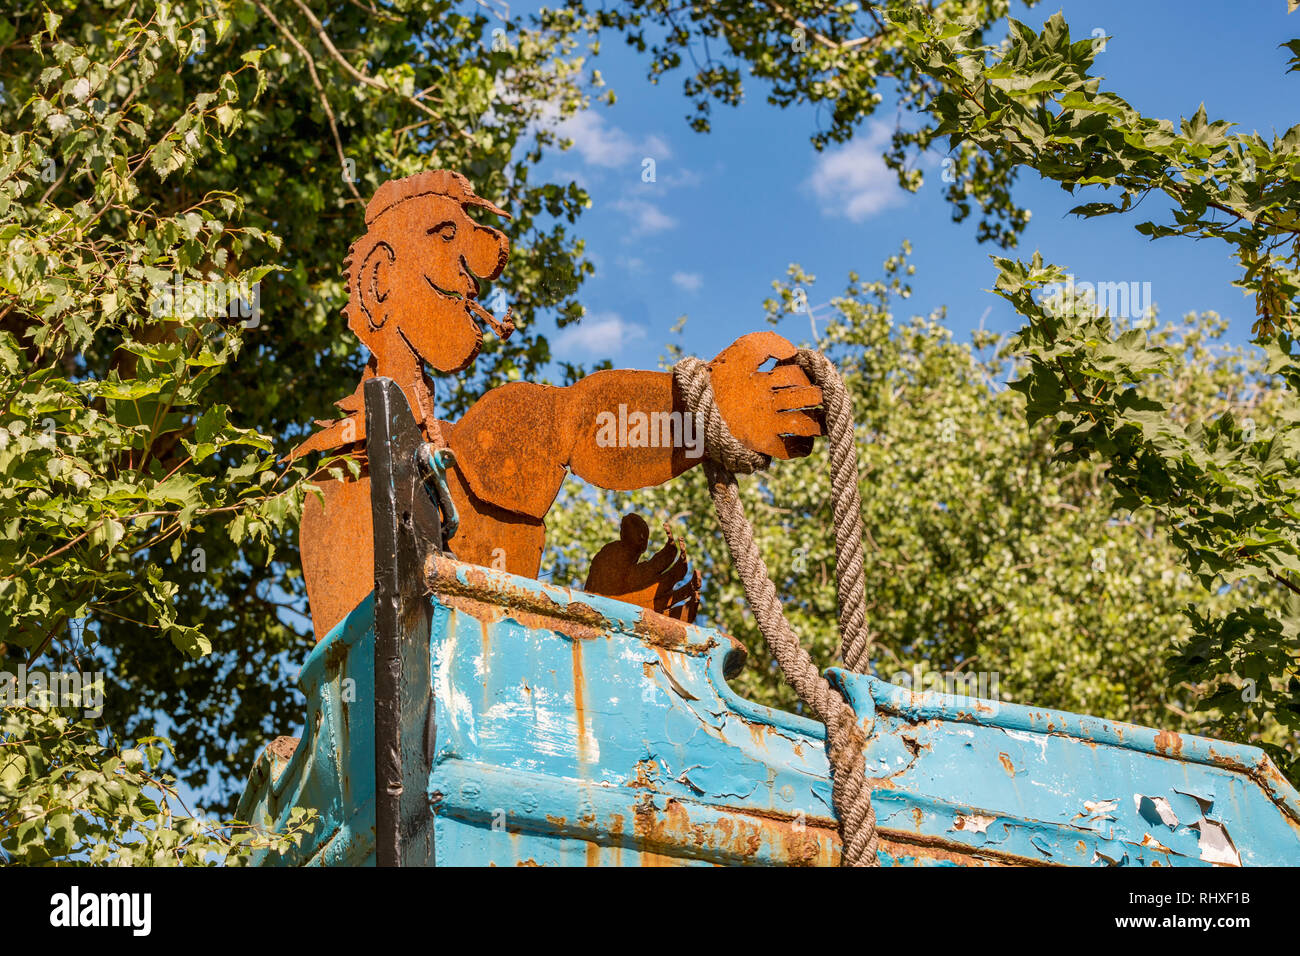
top-left (424, 274), bottom-right (515, 340)
top-left (425, 275), bottom-right (466, 301)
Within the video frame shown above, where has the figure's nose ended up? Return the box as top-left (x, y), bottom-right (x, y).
top-left (460, 226), bottom-right (509, 284)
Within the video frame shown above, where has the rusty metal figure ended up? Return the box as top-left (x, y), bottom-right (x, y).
top-left (584, 515), bottom-right (702, 622)
top-left (293, 169), bottom-right (825, 638)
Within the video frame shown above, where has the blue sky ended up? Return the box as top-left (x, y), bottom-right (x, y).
top-left (520, 0), bottom-right (1300, 368)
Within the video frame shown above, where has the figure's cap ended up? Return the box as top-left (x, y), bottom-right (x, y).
top-left (364, 169), bottom-right (511, 225)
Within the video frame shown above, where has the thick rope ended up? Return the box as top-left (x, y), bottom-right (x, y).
top-left (673, 351), bottom-right (880, 867)
top-left (793, 350), bottom-right (873, 673)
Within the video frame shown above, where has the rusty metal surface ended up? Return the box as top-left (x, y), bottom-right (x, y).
top-left (290, 170), bottom-right (824, 638)
top-left (292, 169), bottom-right (513, 636)
top-left (584, 514), bottom-right (701, 622)
top-left (703, 331), bottom-right (824, 459)
top-left (236, 553), bottom-right (1300, 867)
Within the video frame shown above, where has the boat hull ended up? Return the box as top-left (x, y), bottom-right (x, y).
top-left (236, 556), bottom-right (1300, 866)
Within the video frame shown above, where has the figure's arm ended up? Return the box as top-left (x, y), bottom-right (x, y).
top-left (447, 332), bottom-right (824, 520)
top-left (563, 368), bottom-right (698, 490)
top-left (443, 373), bottom-right (677, 519)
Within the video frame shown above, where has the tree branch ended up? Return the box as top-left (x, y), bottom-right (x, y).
top-left (254, 0), bottom-right (363, 203)
top-left (752, 0), bottom-right (884, 52)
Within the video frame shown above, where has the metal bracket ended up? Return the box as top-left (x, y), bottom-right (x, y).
top-left (418, 444), bottom-right (460, 545)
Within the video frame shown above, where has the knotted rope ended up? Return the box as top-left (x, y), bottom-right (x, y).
top-left (673, 349), bottom-right (880, 867)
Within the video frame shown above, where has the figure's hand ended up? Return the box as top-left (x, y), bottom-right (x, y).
top-left (708, 331), bottom-right (824, 459)
top-left (584, 514), bottom-right (701, 622)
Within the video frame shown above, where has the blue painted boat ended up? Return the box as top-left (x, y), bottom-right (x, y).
top-left (237, 378), bottom-right (1300, 866)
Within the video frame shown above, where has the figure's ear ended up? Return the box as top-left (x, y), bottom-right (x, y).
top-left (353, 240), bottom-right (397, 336)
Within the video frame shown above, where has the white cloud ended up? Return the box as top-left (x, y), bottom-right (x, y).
top-left (549, 109), bottom-right (672, 169)
top-left (642, 134), bottom-right (672, 160)
top-left (672, 271), bottom-right (703, 293)
top-left (806, 122), bottom-right (906, 222)
top-left (554, 312), bottom-right (648, 356)
top-left (661, 166), bottom-right (703, 188)
top-left (611, 198), bottom-right (676, 234)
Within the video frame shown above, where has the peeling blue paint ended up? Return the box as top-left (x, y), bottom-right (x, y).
top-left (237, 560), bottom-right (1300, 866)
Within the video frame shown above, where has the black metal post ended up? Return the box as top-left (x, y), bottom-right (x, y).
top-left (365, 377), bottom-right (442, 867)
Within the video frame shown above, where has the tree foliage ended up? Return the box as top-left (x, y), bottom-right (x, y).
top-left (564, 0), bottom-right (1038, 246)
top-left (2, 703), bottom-right (313, 864)
top-left (905, 7), bottom-right (1300, 777)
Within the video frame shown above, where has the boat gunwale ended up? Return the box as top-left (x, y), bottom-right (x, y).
top-left (833, 670), bottom-right (1300, 827)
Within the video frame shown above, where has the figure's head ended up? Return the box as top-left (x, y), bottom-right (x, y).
top-left (344, 170), bottom-right (513, 374)
top-left (619, 513), bottom-right (650, 554)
